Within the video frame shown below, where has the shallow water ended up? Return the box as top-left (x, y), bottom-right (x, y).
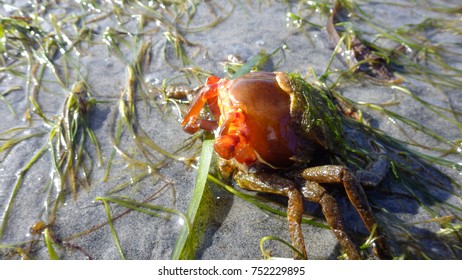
top-left (0, 0), bottom-right (461, 259)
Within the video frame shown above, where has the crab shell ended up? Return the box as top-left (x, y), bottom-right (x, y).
top-left (181, 71), bottom-right (343, 169)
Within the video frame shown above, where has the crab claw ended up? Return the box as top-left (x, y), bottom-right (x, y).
top-left (181, 76), bottom-right (221, 134)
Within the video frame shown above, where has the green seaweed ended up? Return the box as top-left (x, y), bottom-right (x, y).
top-left (172, 138), bottom-right (214, 259)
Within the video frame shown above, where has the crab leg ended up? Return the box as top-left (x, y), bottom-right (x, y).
top-left (301, 181), bottom-right (361, 259)
top-left (302, 165), bottom-right (392, 259)
top-left (233, 171), bottom-right (308, 259)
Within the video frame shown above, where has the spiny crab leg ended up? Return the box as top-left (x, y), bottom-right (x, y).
top-left (181, 76), bottom-right (221, 134)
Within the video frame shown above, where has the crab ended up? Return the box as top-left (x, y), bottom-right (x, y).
top-left (181, 71), bottom-right (392, 259)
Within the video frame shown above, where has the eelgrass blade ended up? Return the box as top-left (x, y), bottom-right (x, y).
top-left (232, 51), bottom-right (269, 79)
top-left (0, 131), bottom-right (46, 153)
top-left (44, 228), bottom-right (59, 260)
top-left (171, 138), bottom-right (214, 260)
top-left (229, 47), bottom-right (285, 79)
top-left (259, 236), bottom-right (307, 260)
top-left (95, 197), bottom-right (125, 259)
top-left (0, 144), bottom-right (47, 240)
top-left (0, 242), bottom-right (32, 259)
top-left (95, 196), bottom-right (189, 224)
top-left (0, 86), bottom-right (21, 118)
top-left (95, 195), bottom-right (191, 259)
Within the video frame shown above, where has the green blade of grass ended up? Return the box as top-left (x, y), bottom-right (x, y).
top-left (96, 197), bottom-right (125, 259)
top-left (95, 196), bottom-right (189, 223)
top-left (229, 47), bottom-right (285, 79)
top-left (0, 86), bottom-right (22, 117)
top-left (171, 138), bottom-right (214, 260)
top-left (0, 144), bottom-right (47, 240)
top-left (0, 131), bottom-right (46, 153)
top-left (231, 51), bottom-right (269, 78)
top-left (44, 228), bottom-right (59, 260)
top-left (94, 195), bottom-right (191, 259)
top-left (259, 235), bottom-right (307, 260)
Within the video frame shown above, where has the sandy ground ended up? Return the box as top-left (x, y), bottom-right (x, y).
top-left (0, 0), bottom-right (461, 259)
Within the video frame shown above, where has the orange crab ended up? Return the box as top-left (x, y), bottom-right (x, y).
top-left (181, 71), bottom-right (391, 259)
